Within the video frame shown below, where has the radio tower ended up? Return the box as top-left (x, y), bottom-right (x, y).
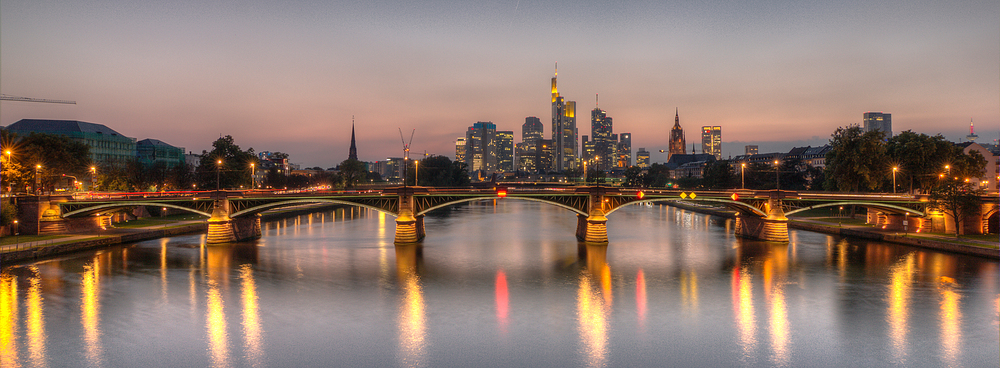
top-left (965, 118), bottom-right (979, 142)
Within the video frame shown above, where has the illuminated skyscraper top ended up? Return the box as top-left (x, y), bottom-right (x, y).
top-left (966, 119), bottom-right (979, 142)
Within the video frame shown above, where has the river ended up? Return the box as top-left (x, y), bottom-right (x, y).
top-left (1, 200), bottom-right (998, 367)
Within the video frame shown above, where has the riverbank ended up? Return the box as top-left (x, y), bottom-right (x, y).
top-left (666, 201), bottom-right (998, 260)
top-left (0, 203), bottom-right (346, 265)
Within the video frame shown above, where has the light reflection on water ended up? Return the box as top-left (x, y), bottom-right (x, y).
top-left (0, 201), bottom-right (997, 367)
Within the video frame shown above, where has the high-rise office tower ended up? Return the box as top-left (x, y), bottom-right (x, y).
top-left (519, 116), bottom-right (544, 173)
top-left (591, 98), bottom-right (615, 169)
top-left (551, 65), bottom-right (577, 172)
top-left (617, 133), bottom-right (632, 167)
top-left (863, 112), bottom-right (892, 137)
top-left (465, 121), bottom-right (497, 174)
top-left (701, 126), bottom-right (721, 159)
top-left (745, 145), bottom-right (758, 155)
top-left (496, 131), bottom-right (514, 172)
top-left (668, 108), bottom-right (686, 161)
top-left (455, 138), bottom-right (466, 163)
top-left (582, 135), bottom-right (596, 163)
top-left (636, 148), bottom-right (650, 168)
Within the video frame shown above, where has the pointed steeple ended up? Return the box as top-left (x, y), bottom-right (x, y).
top-left (348, 116), bottom-right (358, 160)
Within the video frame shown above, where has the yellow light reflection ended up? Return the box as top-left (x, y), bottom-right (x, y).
top-left (27, 269), bottom-right (47, 367)
top-left (732, 267), bottom-right (756, 358)
top-left (81, 260), bottom-right (103, 367)
top-left (161, 238), bottom-right (169, 303)
top-left (577, 273), bottom-right (608, 368)
top-left (396, 245), bottom-right (426, 368)
top-left (887, 253), bottom-right (915, 363)
top-left (0, 273), bottom-right (19, 367)
top-left (680, 270), bottom-right (699, 311)
top-left (938, 278), bottom-right (962, 366)
top-left (240, 264), bottom-right (263, 367)
top-left (206, 279), bottom-right (230, 368)
top-left (764, 248), bottom-right (789, 366)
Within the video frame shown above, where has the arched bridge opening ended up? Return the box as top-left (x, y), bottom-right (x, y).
top-left (229, 198), bottom-right (399, 218)
top-left (783, 201), bottom-right (925, 217)
top-left (60, 202), bottom-right (214, 218)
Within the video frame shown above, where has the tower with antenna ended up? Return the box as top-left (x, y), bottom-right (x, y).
top-left (965, 118), bottom-right (979, 142)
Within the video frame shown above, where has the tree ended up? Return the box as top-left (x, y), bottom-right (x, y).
top-left (701, 160), bottom-right (735, 189)
top-left (930, 177), bottom-right (984, 236)
top-left (623, 167), bottom-right (644, 187)
top-left (644, 163), bottom-right (670, 188)
top-left (406, 156), bottom-right (470, 187)
top-left (17, 133), bottom-right (91, 193)
top-left (824, 126), bottom-right (887, 192)
top-left (338, 159), bottom-right (367, 188)
top-left (196, 136), bottom-right (256, 190)
top-left (886, 131), bottom-right (956, 193)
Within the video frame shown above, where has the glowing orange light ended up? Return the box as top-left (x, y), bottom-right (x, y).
top-left (497, 190), bottom-right (507, 198)
top-left (731, 193), bottom-right (739, 201)
top-left (636, 191), bottom-right (645, 199)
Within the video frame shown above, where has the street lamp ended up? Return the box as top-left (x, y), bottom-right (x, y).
top-left (414, 160), bottom-right (419, 186)
top-left (216, 160), bottom-right (222, 191)
top-left (35, 164), bottom-right (42, 195)
top-left (250, 163), bottom-right (256, 190)
top-left (90, 166), bottom-right (97, 192)
top-left (773, 160), bottom-right (780, 190)
top-left (892, 167), bottom-right (898, 193)
top-left (0, 150), bottom-right (9, 226)
top-left (741, 163), bottom-right (746, 189)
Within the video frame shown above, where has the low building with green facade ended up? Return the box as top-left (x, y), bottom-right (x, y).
top-left (137, 139), bottom-right (186, 168)
top-left (6, 119), bottom-right (137, 165)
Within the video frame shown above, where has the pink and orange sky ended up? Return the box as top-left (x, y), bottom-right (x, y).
top-left (2, 0), bottom-right (997, 167)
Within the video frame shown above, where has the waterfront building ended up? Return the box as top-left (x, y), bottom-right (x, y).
top-left (258, 151), bottom-right (290, 176)
top-left (465, 121), bottom-right (497, 174)
top-left (7, 119), bottom-right (137, 166)
top-left (863, 112), bottom-right (892, 137)
top-left (958, 142), bottom-right (998, 192)
top-left (668, 109), bottom-right (686, 161)
top-left (497, 131), bottom-right (514, 172)
top-left (136, 139), bottom-right (186, 168)
top-left (636, 148), bottom-right (650, 168)
top-left (745, 145), bottom-right (758, 155)
top-left (551, 65), bottom-right (577, 172)
top-left (701, 126), bottom-right (721, 160)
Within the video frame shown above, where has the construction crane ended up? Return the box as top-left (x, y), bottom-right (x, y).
top-left (0, 94), bottom-right (75, 104)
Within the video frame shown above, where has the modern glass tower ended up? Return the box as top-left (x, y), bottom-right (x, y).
top-left (863, 112), bottom-right (892, 137)
top-left (551, 65), bottom-right (577, 172)
top-left (701, 126), bottom-right (721, 160)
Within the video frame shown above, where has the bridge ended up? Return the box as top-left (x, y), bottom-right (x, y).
top-left (15, 186), bottom-right (997, 244)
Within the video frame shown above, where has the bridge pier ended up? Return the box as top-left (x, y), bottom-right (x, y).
top-left (394, 209), bottom-right (424, 244)
top-left (206, 198), bottom-right (263, 244)
top-left (735, 196), bottom-right (788, 242)
top-left (574, 190), bottom-right (610, 243)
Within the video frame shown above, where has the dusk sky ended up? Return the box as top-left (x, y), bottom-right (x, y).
top-left (2, 0), bottom-right (997, 168)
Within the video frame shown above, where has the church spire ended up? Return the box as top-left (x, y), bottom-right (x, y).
top-left (348, 116), bottom-right (358, 160)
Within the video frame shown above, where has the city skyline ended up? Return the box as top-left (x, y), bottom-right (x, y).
top-left (2, 0), bottom-right (997, 167)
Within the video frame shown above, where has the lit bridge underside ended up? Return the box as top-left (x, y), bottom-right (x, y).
top-left (54, 187), bottom-right (933, 244)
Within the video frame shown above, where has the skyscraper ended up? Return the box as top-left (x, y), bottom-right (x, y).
top-left (465, 121), bottom-right (497, 174)
top-left (455, 138), bottom-right (466, 163)
top-left (496, 131), bottom-right (514, 172)
top-left (519, 116), bottom-right (544, 173)
top-left (863, 112), bottom-right (892, 137)
top-left (636, 148), bottom-right (650, 168)
top-left (617, 133), bottom-right (632, 167)
top-left (551, 65), bottom-right (577, 172)
top-left (348, 116), bottom-right (358, 161)
top-left (591, 99), bottom-right (615, 169)
top-left (668, 108), bottom-right (686, 161)
top-left (701, 126), bottom-right (721, 160)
